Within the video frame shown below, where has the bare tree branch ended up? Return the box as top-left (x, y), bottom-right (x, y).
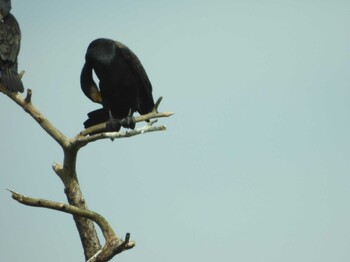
top-left (8, 189), bottom-right (115, 240)
top-left (8, 189), bottom-right (135, 261)
top-left (74, 120), bottom-right (167, 147)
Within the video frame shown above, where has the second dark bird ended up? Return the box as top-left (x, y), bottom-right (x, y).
top-left (81, 38), bottom-right (155, 131)
top-left (0, 0), bottom-right (23, 92)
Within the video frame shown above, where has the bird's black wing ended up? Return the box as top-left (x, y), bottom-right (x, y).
top-left (0, 13), bottom-right (23, 92)
top-left (114, 41), bottom-right (153, 94)
top-left (115, 41), bottom-right (155, 114)
top-left (0, 14), bottom-right (20, 63)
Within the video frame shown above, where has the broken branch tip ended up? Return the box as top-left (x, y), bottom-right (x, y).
top-left (24, 89), bottom-right (32, 103)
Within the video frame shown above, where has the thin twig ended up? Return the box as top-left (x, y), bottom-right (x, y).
top-left (153, 96), bottom-right (162, 112)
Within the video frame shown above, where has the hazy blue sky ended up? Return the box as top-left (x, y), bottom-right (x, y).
top-left (1, 1), bottom-right (350, 261)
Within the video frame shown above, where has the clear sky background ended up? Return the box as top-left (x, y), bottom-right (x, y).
top-left (1, 0), bottom-right (350, 261)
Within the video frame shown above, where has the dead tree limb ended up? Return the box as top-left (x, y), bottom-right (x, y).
top-left (8, 189), bottom-right (135, 262)
top-left (8, 189), bottom-right (117, 241)
top-left (1, 84), bottom-right (173, 261)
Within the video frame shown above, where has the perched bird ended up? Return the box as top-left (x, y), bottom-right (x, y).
top-left (0, 0), bottom-right (23, 92)
top-left (81, 38), bottom-right (155, 131)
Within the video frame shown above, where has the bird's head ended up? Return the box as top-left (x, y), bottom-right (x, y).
top-left (0, 0), bottom-right (11, 21)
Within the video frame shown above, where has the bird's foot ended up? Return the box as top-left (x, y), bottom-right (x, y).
top-left (106, 112), bottom-right (122, 132)
top-left (120, 110), bottom-right (135, 129)
top-left (106, 118), bottom-right (121, 132)
top-left (120, 116), bottom-right (135, 130)
top-left (106, 110), bottom-right (135, 131)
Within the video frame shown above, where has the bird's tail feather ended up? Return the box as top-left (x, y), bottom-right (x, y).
top-left (84, 108), bottom-right (109, 128)
top-left (1, 66), bottom-right (24, 93)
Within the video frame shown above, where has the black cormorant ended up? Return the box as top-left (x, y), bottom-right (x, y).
top-left (81, 38), bottom-right (155, 131)
top-left (0, 0), bottom-right (23, 92)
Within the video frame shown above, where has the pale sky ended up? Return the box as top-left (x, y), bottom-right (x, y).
top-left (1, 1), bottom-right (350, 261)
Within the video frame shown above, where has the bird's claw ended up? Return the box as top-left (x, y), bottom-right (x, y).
top-left (120, 109), bottom-right (135, 129)
top-left (106, 110), bottom-right (135, 131)
top-left (106, 118), bottom-right (121, 132)
top-left (120, 116), bottom-right (135, 130)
